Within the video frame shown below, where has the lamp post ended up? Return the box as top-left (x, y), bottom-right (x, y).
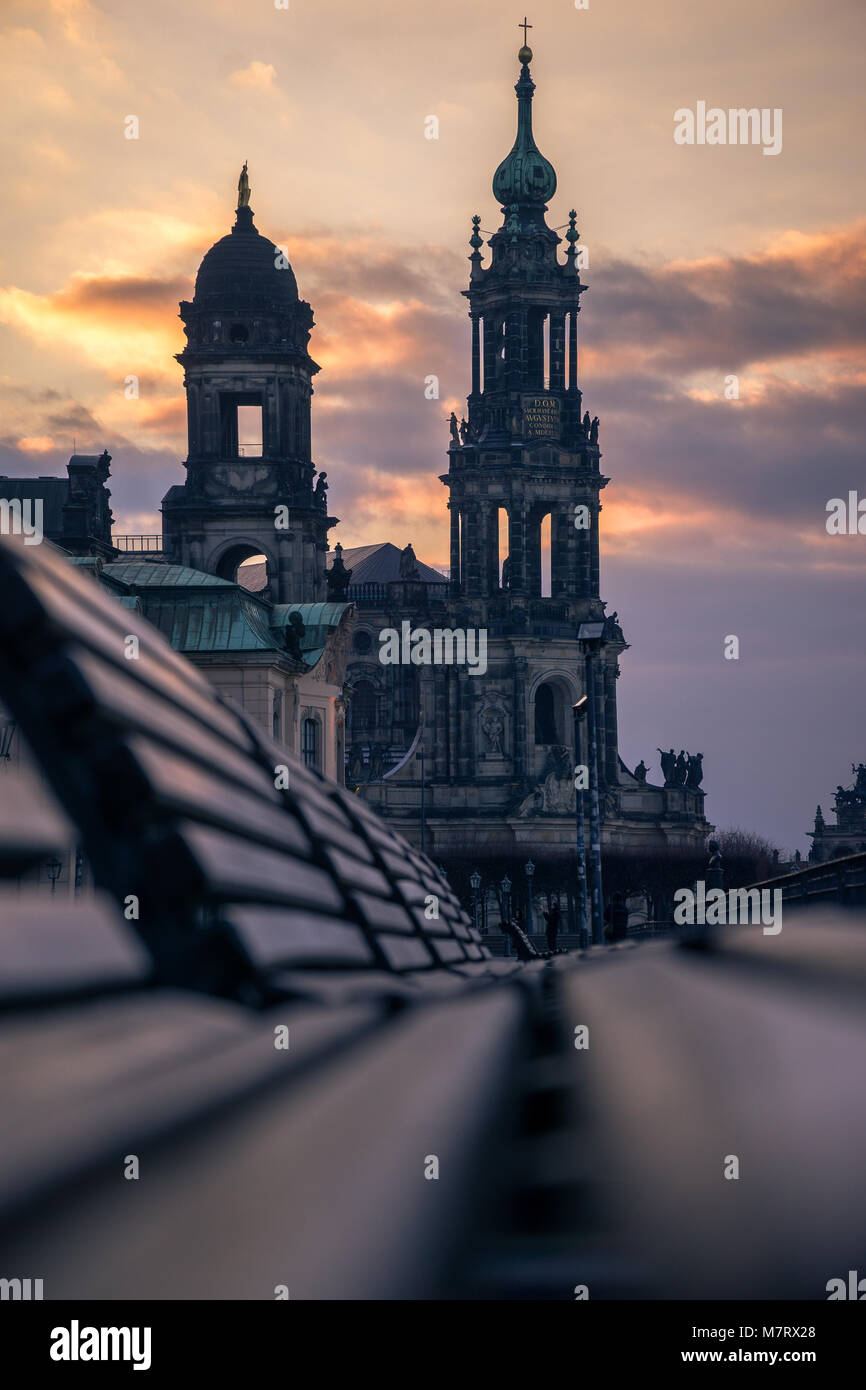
top-left (500, 874), bottom-right (512, 925)
top-left (524, 858), bottom-right (535, 935)
top-left (470, 869), bottom-right (482, 936)
top-left (578, 622), bottom-right (606, 945)
top-left (419, 742), bottom-right (426, 854)
top-left (572, 696), bottom-right (588, 948)
top-left (500, 873), bottom-right (512, 956)
top-left (45, 856), bottom-right (63, 895)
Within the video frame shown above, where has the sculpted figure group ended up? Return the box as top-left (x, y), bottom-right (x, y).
top-left (656, 748), bottom-right (704, 789)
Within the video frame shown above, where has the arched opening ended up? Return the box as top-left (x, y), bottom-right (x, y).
top-left (302, 717), bottom-right (320, 770)
top-left (352, 629), bottom-right (373, 656)
top-left (498, 507), bottom-right (510, 588)
top-left (534, 682), bottom-right (559, 745)
top-left (236, 553), bottom-right (268, 592)
top-left (540, 513), bottom-right (552, 597)
top-left (229, 322), bottom-right (249, 344)
top-left (214, 543), bottom-right (272, 592)
top-left (219, 391), bottom-right (263, 457)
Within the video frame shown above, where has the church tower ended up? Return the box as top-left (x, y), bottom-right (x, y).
top-left (162, 165), bottom-right (335, 601)
top-left (343, 35), bottom-right (711, 876)
top-left (446, 38), bottom-right (604, 612)
top-left (435, 34), bottom-right (625, 806)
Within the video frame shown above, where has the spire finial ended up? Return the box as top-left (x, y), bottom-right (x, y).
top-left (237, 161), bottom-right (250, 209)
top-left (518, 16), bottom-right (533, 64)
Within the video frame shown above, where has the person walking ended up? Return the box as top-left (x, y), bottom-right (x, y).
top-left (542, 897), bottom-right (561, 953)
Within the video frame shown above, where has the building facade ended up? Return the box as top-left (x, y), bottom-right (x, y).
top-left (352, 42), bottom-right (711, 864)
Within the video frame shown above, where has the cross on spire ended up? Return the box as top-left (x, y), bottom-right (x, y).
top-left (519, 16), bottom-right (532, 45)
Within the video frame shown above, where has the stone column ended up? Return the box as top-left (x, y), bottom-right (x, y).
top-left (463, 500), bottom-right (482, 599)
top-left (509, 498), bottom-right (526, 593)
top-left (604, 660), bottom-right (620, 787)
top-left (568, 311), bottom-right (578, 391)
top-left (590, 494), bottom-right (601, 599)
top-left (471, 315), bottom-right (481, 396)
top-left (513, 656), bottom-right (527, 779)
top-left (550, 314), bottom-right (565, 390)
top-left (551, 505), bottom-right (570, 597)
top-left (482, 315), bottom-right (496, 392)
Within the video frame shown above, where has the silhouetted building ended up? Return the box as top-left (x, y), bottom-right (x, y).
top-left (161, 178), bottom-right (335, 601)
top-left (0, 451), bottom-right (115, 558)
top-left (353, 43), bottom-right (711, 862)
top-left (809, 764), bottom-right (866, 861)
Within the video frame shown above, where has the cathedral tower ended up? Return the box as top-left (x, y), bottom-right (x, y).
top-left (162, 166), bottom-right (335, 601)
top-left (446, 39), bottom-right (603, 610)
top-left (346, 38), bottom-right (711, 874)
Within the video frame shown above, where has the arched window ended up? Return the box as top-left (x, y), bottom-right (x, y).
top-left (498, 507), bottom-right (510, 588)
top-left (302, 717), bottom-right (320, 769)
top-left (540, 513), bottom-right (552, 597)
top-left (534, 682), bottom-right (558, 745)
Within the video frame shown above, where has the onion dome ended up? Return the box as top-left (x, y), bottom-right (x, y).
top-left (492, 45), bottom-right (557, 212)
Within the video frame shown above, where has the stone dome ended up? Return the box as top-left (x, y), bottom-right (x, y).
top-left (193, 207), bottom-right (299, 311)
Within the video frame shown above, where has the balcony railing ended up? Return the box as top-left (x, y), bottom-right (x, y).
top-left (113, 535), bottom-right (164, 553)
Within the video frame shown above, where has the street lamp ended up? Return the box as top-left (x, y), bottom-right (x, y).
top-left (500, 874), bottom-right (512, 925)
top-left (45, 856), bottom-right (63, 894)
top-left (470, 869), bottom-right (482, 935)
top-left (572, 696), bottom-right (588, 947)
top-left (418, 743), bottom-right (426, 854)
top-left (578, 622), bottom-right (606, 945)
top-left (524, 858), bottom-right (535, 934)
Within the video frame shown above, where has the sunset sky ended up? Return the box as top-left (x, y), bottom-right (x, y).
top-left (2, 0), bottom-right (865, 852)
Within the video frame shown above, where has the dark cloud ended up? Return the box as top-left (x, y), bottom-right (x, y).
top-left (586, 224), bottom-right (866, 372)
top-left (56, 275), bottom-right (191, 316)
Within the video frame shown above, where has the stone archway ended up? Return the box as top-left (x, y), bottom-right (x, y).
top-left (210, 538), bottom-right (277, 592)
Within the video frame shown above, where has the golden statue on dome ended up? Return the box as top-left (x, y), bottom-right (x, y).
top-left (237, 161), bottom-right (250, 208)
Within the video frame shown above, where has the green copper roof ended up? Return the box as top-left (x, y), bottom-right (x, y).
top-left (492, 52), bottom-right (557, 211)
top-left (273, 602), bottom-right (352, 630)
top-left (104, 562), bottom-right (235, 589)
top-left (142, 590), bottom-right (289, 655)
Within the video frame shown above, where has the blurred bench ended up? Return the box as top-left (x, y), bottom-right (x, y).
top-left (1, 533), bottom-right (865, 1300)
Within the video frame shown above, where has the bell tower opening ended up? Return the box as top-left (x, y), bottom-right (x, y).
top-left (237, 404), bottom-right (262, 457)
top-left (219, 393), bottom-right (263, 458)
